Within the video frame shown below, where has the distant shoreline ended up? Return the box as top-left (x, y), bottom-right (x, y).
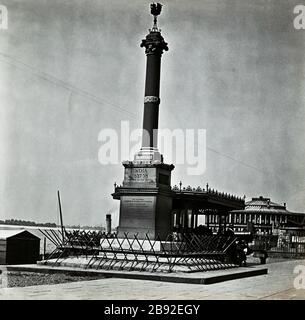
top-left (0, 224), bottom-right (101, 232)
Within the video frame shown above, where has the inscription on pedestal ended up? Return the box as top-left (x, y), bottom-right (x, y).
top-left (131, 168), bottom-right (149, 181)
top-left (122, 196), bottom-right (154, 218)
top-left (124, 167), bottom-right (156, 185)
top-left (119, 196), bottom-right (156, 232)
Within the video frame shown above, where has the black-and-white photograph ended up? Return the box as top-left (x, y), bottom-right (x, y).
top-left (0, 0), bottom-right (305, 304)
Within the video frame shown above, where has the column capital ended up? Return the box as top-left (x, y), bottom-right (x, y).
top-left (140, 31), bottom-right (168, 55)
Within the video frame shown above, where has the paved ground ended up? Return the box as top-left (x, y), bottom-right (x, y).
top-left (0, 260), bottom-right (305, 299)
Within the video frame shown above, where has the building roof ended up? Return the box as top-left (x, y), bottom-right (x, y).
top-left (230, 196), bottom-right (305, 216)
top-left (0, 229), bottom-right (40, 240)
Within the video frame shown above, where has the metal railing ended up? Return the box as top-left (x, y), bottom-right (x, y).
top-left (40, 230), bottom-right (239, 273)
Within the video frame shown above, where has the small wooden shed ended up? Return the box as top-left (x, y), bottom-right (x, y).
top-left (0, 230), bottom-right (40, 264)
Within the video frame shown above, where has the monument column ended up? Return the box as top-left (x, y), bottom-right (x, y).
top-left (135, 3), bottom-right (168, 163)
top-left (112, 3), bottom-right (174, 240)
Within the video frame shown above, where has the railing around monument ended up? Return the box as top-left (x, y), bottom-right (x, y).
top-left (41, 230), bottom-right (241, 272)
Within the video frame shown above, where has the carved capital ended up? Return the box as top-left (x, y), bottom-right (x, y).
top-left (140, 31), bottom-right (168, 55)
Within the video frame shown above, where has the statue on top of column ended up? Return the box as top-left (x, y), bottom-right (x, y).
top-left (150, 3), bottom-right (163, 31)
top-left (150, 3), bottom-right (162, 16)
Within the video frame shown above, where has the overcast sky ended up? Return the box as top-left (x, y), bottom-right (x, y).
top-left (0, 0), bottom-right (304, 227)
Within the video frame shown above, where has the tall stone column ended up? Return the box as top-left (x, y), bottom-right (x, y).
top-left (134, 3), bottom-right (168, 163)
top-left (112, 3), bottom-right (174, 240)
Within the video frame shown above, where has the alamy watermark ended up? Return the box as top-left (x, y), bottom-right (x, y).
top-left (293, 265), bottom-right (305, 289)
top-left (0, 4), bottom-right (8, 30)
top-left (293, 5), bottom-right (305, 29)
top-left (98, 121), bottom-right (206, 175)
top-left (0, 267), bottom-right (8, 288)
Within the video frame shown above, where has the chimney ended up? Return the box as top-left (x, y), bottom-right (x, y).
top-left (106, 214), bottom-right (112, 234)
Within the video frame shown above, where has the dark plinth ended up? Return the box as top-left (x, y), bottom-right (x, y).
top-left (113, 162), bottom-right (174, 240)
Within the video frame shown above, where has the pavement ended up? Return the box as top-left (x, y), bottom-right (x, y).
top-left (0, 259), bottom-right (305, 300)
top-left (3, 262), bottom-right (268, 284)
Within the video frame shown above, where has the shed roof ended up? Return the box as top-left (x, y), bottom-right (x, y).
top-left (230, 196), bottom-right (305, 216)
top-left (0, 229), bottom-right (40, 240)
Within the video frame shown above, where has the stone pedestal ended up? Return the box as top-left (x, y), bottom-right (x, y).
top-left (113, 161), bottom-right (174, 240)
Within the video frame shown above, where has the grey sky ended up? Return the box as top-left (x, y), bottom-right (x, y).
top-left (0, 0), bottom-right (304, 227)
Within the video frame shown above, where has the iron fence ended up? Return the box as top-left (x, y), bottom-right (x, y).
top-left (40, 230), bottom-right (240, 273)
